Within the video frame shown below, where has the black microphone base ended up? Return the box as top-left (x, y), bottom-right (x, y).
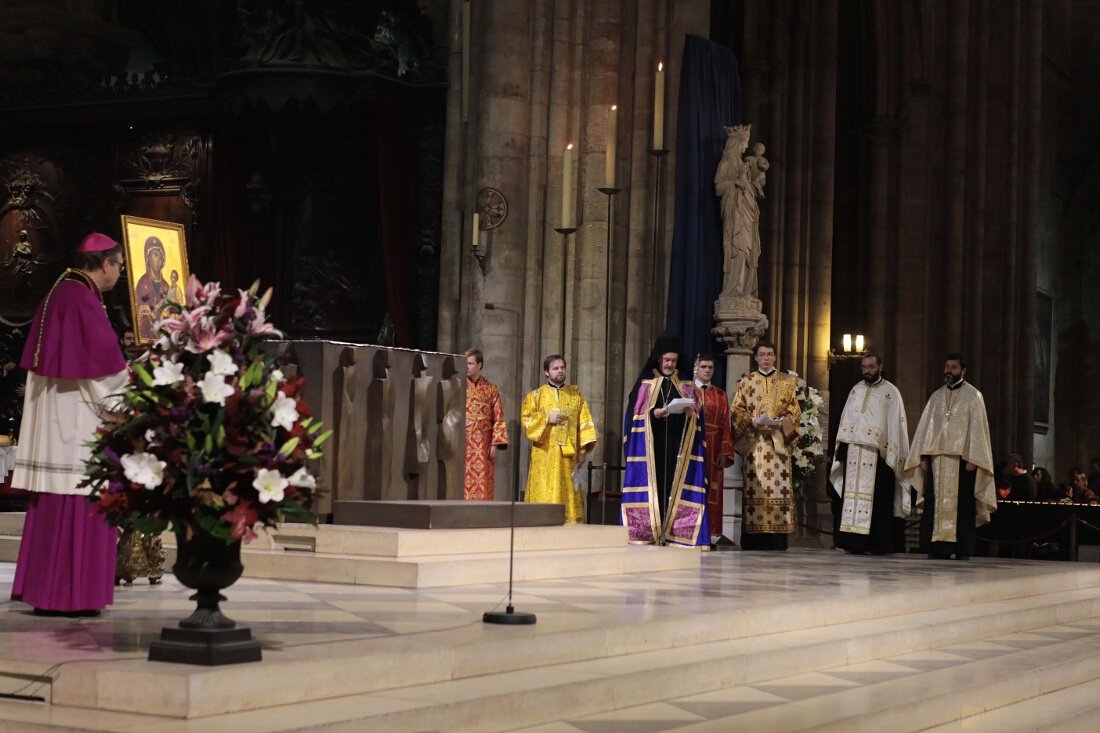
top-left (483, 605), bottom-right (537, 625)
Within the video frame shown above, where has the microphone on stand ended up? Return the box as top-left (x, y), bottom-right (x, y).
top-left (482, 302), bottom-right (535, 625)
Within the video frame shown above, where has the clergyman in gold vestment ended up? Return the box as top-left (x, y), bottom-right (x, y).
top-left (903, 352), bottom-right (996, 560)
top-left (730, 341), bottom-right (801, 551)
top-left (521, 354), bottom-right (597, 524)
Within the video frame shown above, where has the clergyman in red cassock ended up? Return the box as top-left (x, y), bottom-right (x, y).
top-left (693, 354), bottom-right (734, 541)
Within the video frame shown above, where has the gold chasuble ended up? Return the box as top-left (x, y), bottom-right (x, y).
top-left (521, 384), bottom-right (597, 524)
top-left (730, 370), bottom-right (801, 535)
top-left (904, 382), bottom-right (995, 543)
top-left (464, 377), bottom-right (508, 500)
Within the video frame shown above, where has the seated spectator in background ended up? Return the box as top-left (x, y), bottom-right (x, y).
top-left (1065, 468), bottom-right (1099, 504)
top-left (1089, 457), bottom-right (1100, 493)
top-left (1033, 466), bottom-right (1065, 502)
top-left (995, 461), bottom-right (1012, 501)
top-left (998, 453), bottom-right (1037, 501)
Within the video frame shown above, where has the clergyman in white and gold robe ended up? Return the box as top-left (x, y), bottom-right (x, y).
top-left (829, 369), bottom-right (909, 554)
top-left (904, 358), bottom-right (995, 559)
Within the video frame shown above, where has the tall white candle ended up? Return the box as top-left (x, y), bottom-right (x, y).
top-left (653, 62), bottom-right (665, 150)
top-left (462, 2), bottom-right (471, 122)
top-left (471, 211), bottom-right (480, 250)
top-left (605, 105), bottom-right (618, 188)
top-left (562, 143), bottom-right (574, 228)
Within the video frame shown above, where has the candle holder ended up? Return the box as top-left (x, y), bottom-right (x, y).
top-left (599, 187), bottom-right (621, 482)
top-left (553, 226), bottom-right (577, 352)
top-left (472, 233), bottom-right (487, 274)
top-left (647, 148), bottom-right (670, 320)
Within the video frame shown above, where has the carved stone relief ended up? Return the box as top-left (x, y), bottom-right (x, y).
top-left (276, 341), bottom-right (466, 513)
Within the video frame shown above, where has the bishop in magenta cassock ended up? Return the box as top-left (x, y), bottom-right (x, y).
top-left (10, 232), bottom-right (129, 616)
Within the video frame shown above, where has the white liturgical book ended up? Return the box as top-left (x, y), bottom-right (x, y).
top-left (665, 397), bottom-right (695, 414)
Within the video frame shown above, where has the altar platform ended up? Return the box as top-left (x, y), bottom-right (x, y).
top-left (0, 511), bottom-right (701, 589)
top-left (3, 549), bottom-right (1100, 731)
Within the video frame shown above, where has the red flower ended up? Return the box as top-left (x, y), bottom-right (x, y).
top-left (221, 501), bottom-right (260, 542)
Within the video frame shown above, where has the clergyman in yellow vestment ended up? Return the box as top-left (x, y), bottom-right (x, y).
top-left (521, 354), bottom-right (598, 524)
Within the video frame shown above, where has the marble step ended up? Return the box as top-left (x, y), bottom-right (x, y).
top-left (0, 535), bottom-right (17, 563)
top-left (38, 573), bottom-right (1100, 723)
top-left (923, 676), bottom-right (1100, 733)
top-left (241, 522), bottom-right (628, 557)
top-left (637, 621), bottom-right (1100, 733)
top-left (1, 513), bottom-right (630, 557)
top-left (231, 542), bottom-right (702, 588)
top-left (0, 512), bottom-right (23, 536)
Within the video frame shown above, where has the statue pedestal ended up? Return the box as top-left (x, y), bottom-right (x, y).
top-left (712, 295), bottom-right (769, 382)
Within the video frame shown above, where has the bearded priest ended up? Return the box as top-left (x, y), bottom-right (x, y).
top-left (829, 352), bottom-right (910, 554)
top-left (904, 352), bottom-right (996, 560)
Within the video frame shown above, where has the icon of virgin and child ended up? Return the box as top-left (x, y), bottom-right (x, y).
top-left (134, 235), bottom-right (184, 342)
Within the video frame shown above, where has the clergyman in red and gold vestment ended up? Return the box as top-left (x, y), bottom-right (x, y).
top-left (464, 349), bottom-right (508, 500)
top-left (730, 340), bottom-right (801, 551)
top-left (693, 354), bottom-right (734, 542)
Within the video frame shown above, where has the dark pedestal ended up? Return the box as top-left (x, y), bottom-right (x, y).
top-left (333, 500), bottom-right (564, 529)
top-left (148, 627), bottom-right (262, 666)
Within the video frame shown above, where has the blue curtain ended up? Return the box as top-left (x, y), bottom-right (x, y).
top-left (664, 34), bottom-right (742, 388)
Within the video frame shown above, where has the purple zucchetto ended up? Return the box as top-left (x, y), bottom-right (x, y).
top-left (77, 232), bottom-right (119, 253)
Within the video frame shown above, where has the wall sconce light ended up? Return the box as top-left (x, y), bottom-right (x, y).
top-left (472, 187), bottom-right (508, 274)
top-left (828, 333), bottom-right (867, 369)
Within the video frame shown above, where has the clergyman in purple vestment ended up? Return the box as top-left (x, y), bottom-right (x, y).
top-left (10, 232), bottom-right (128, 616)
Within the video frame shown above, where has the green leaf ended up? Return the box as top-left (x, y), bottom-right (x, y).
top-left (279, 502), bottom-right (318, 526)
top-left (204, 433), bottom-right (213, 453)
top-left (241, 359), bottom-right (264, 390)
top-left (195, 511), bottom-right (234, 542)
top-left (216, 424), bottom-right (226, 448)
top-left (132, 515), bottom-right (169, 536)
top-left (132, 362), bottom-right (154, 387)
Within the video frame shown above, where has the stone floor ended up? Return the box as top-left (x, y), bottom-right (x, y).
top-left (1, 550), bottom-right (1100, 731)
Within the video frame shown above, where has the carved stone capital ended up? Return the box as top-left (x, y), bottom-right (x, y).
top-left (712, 296), bottom-right (769, 355)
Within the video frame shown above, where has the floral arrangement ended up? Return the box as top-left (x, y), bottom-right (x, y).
top-left (82, 277), bottom-right (329, 543)
top-left (789, 371), bottom-right (826, 491)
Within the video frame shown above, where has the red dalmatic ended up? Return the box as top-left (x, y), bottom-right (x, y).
top-left (464, 377), bottom-right (508, 500)
top-left (696, 383), bottom-right (734, 537)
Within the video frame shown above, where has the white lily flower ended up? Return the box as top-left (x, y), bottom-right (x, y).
top-left (270, 392), bottom-right (299, 431)
top-left (199, 372), bottom-right (235, 405)
top-left (206, 349), bottom-right (239, 376)
top-left (151, 360), bottom-right (185, 387)
top-left (288, 466), bottom-right (316, 489)
top-left (121, 452), bottom-right (167, 490)
top-left (253, 468), bottom-right (288, 504)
